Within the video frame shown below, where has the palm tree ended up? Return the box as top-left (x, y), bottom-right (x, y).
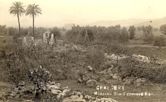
top-left (26, 4), bottom-right (41, 36)
top-left (9, 1), bottom-right (25, 34)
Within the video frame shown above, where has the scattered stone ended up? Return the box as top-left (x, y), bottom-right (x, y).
top-left (63, 91), bottom-right (118, 102)
top-left (87, 66), bottom-right (93, 71)
top-left (112, 74), bottom-right (121, 80)
top-left (134, 78), bottom-right (147, 87)
top-left (123, 77), bottom-right (135, 85)
top-left (104, 53), bottom-right (128, 61)
top-left (132, 54), bottom-right (150, 63)
top-left (86, 79), bottom-right (97, 88)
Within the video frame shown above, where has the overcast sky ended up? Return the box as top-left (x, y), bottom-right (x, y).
top-left (0, 0), bottom-right (166, 27)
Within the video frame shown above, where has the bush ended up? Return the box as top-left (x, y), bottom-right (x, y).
top-left (118, 57), bottom-right (166, 83)
top-left (50, 27), bottom-right (61, 39)
top-left (86, 46), bottom-right (105, 70)
top-left (142, 26), bottom-right (154, 43)
top-left (28, 66), bottom-right (51, 100)
top-left (160, 24), bottom-right (166, 35)
top-left (128, 26), bottom-right (136, 39)
top-left (119, 27), bottom-right (129, 43)
top-left (66, 26), bottom-right (94, 45)
top-left (155, 67), bottom-right (166, 83)
top-left (118, 58), bottom-right (144, 79)
top-left (153, 35), bottom-right (166, 48)
top-left (6, 47), bottom-right (29, 84)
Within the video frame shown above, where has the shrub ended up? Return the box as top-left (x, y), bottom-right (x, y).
top-left (153, 66), bottom-right (166, 83)
top-left (128, 26), bottom-right (136, 39)
top-left (66, 26), bottom-right (94, 45)
top-left (142, 26), bottom-right (154, 43)
top-left (86, 46), bottom-right (105, 70)
top-left (118, 57), bottom-right (166, 83)
top-left (160, 24), bottom-right (166, 35)
top-left (28, 66), bottom-right (51, 100)
top-left (6, 47), bottom-right (29, 84)
top-left (118, 58), bottom-right (144, 79)
top-left (119, 27), bottom-right (129, 43)
top-left (153, 35), bottom-right (166, 48)
top-left (50, 27), bottom-right (61, 39)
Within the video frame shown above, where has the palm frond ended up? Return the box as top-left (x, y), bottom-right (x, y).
top-left (26, 4), bottom-right (42, 16)
top-left (9, 1), bottom-right (25, 16)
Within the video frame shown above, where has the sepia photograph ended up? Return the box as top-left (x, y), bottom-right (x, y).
top-left (0, 0), bottom-right (166, 102)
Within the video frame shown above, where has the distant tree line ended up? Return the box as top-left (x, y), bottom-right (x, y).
top-left (66, 25), bottom-right (157, 46)
top-left (65, 24), bottom-right (166, 48)
top-left (66, 25), bottom-right (131, 45)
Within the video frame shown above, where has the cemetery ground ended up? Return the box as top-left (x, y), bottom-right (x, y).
top-left (1, 34), bottom-right (166, 101)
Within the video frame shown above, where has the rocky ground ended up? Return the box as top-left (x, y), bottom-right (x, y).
top-left (1, 41), bottom-right (166, 102)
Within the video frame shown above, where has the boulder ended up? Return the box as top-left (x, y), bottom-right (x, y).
top-left (123, 77), bottom-right (135, 85)
top-left (63, 91), bottom-right (85, 102)
top-left (134, 78), bottom-right (147, 87)
top-left (104, 53), bottom-right (128, 61)
top-left (132, 54), bottom-right (150, 63)
top-left (47, 83), bottom-right (62, 95)
top-left (112, 74), bottom-right (121, 80)
top-left (87, 66), bottom-right (93, 71)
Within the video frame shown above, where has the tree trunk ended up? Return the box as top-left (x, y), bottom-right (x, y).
top-left (17, 14), bottom-right (21, 34)
top-left (33, 15), bottom-right (35, 37)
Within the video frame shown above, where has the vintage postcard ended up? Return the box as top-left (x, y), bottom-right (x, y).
top-left (0, 0), bottom-right (166, 102)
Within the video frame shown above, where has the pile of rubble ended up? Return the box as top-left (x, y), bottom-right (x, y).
top-left (77, 66), bottom-right (98, 88)
top-left (132, 54), bottom-right (150, 63)
top-left (4, 66), bottom-right (118, 102)
top-left (104, 53), bottom-right (151, 63)
top-left (46, 82), bottom-right (71, 101)
top-left (5, 81), bottom-right (118, 102)
top-left (104, 53), bottom-right (128, 61)
top-left (47, 82), bottom-right (118, 102)
top-left (64, 93), bottom-right (118, 102)
top-left (97, 64), bottom-right (148, 86)
top-left (78, 73), bottom-right (97, 88)
top-left (105, 52), bottom-right (166, 65)
top-left (123, 77), bottom-right (147, 86)
top-left (77, 64), bottom-right (147, 88)
top-left (7, 81), bottom-right (34, 99)
top-left (98, 66), bottom-right (121, 81)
